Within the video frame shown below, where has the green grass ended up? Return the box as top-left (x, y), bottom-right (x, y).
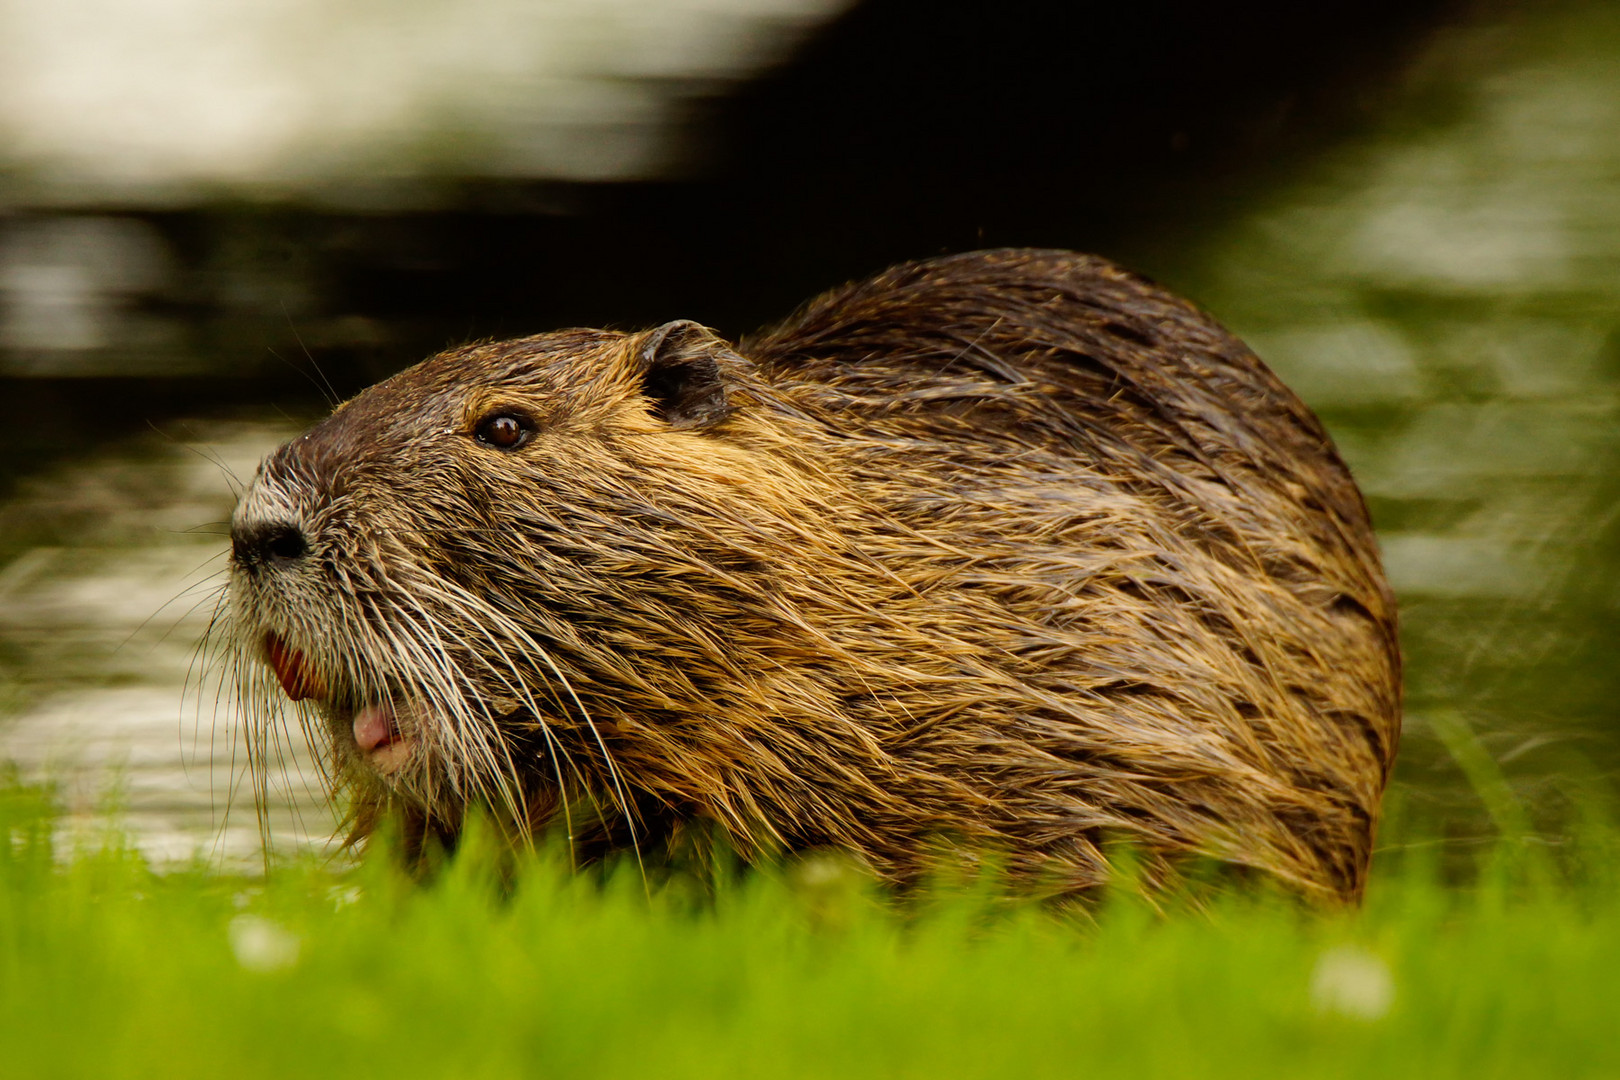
top-left (2, 783), bottom-right (1616, 1079)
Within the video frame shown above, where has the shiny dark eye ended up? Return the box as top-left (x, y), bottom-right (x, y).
top-left (475, 412), bottom-right (532, 450)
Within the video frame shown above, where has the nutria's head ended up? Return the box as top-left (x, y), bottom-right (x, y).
top-left (227, 320), bottom-right (844, 850)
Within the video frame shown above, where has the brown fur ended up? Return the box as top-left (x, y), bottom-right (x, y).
top-left (225, 249), bottom-right (1400, 901)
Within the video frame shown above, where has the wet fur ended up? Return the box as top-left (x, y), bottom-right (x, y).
top-left (226, 249), bottom-right (1400, 901)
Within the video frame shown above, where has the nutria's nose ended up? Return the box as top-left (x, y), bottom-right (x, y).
top-left (232, 520), bottom-right (310, 569)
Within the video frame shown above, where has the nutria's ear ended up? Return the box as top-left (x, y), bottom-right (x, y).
top-left (637, 319), bottom-right (735, 429)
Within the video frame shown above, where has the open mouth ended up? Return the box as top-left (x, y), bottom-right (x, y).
top-left (263, 631), bottom-right (415, 774)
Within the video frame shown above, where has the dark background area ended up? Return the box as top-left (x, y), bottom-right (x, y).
top-left (2, 0), bottom-right (1465, 485)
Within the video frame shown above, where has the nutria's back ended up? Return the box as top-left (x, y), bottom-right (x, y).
top-left (227, 248), bottom-right (1399, 902)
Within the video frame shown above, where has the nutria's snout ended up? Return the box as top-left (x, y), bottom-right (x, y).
top-left (231, 465), bottom-right (424, 779)
top-left (220, 248), bottom-right (1401, 902)
top-left (231, 521), bottom-right (310, 570)
top-left (231, 486), bottom-right (327, 700)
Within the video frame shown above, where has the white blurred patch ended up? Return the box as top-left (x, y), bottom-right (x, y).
top-left (0, 216), bottom-right (184, 372)
top-left (1309, 946), bottom-right (1394, 1021)
top-left (0, 0), bottom-right (853, 203)
top-left (327, 884), bottom-right (362, 910)
top-left (228, 914), bottom-right (301, 973)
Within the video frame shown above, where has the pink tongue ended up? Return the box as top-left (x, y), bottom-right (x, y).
top-left (353, 704), bottom-right (398, 754)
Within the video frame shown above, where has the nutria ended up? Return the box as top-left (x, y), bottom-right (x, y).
top-left (225, 249), bottom-right (1399, 902)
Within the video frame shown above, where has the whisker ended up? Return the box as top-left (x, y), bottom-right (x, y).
top-left (413, 576), bottom-right (649, 887)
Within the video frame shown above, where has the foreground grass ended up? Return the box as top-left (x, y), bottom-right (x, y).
top-left (2, 785), bottom-right (1616, 1079)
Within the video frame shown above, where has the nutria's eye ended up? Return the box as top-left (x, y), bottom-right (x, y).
top-left (475, 412), bottom-right (532, 450)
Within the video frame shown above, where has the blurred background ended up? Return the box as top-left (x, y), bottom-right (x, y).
top-left (0, 0), bottom-right (1615, 866)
